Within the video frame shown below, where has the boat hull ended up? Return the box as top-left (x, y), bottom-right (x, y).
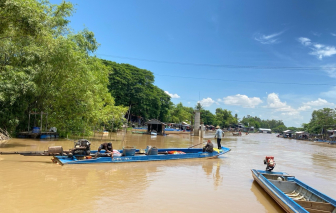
top-left (252, 170), bottom-right (302, 213)
top-left (55, 147), bottom-right (231, 165)
top-left (251, 169), bottom-right (336, 213)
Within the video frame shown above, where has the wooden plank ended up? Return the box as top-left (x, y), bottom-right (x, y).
top-left (296, 200), bottom-right (335, 212)
top-left (304, 207), bottom-right (331, 213)
top-left (263, 174), bottom-right (295, 177)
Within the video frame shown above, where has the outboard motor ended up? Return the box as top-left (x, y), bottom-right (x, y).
top-left (71, 139), bottom-right (91, 156)
top-left (264, 156), bottom-right (276, 171)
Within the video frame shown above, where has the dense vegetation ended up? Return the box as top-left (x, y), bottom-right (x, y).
top-left (0, 0), bottom-right (127, 135)
top-left (102, 60), bottom-right (171, 122)
top-left (302, 108), bottom-right (336, 134)
top-left (240, 116), bottom-right (286, 132)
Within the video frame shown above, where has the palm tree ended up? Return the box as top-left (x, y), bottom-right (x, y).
top-left (195, 102), bottom-right (203, 111)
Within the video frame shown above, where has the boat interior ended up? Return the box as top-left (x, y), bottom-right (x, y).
top-left (263, 173), bottom-right (336, 213)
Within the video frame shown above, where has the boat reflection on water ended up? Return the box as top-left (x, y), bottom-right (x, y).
top-left (201, 160), bottom-right (223, 190)
top-left (250, 180), bottom-right (285, 213)
top-left (213, 162), bottom-right (223, 190)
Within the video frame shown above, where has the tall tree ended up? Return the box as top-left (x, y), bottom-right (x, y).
top-left (303, 108), bottom-right (336, 134)
top-left (103, 60), bottom-right (171, 122)
top-left (215, 108), bottom-right (237, 128)
top-left (200, 110), bottom-right (216, 125)
top-left (0, 0), bottom-right (127, 134)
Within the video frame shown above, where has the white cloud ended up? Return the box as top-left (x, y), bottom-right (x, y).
top-left (264, 93), bottom-right (298, 115)
top-left (297, 37), bottom-right (336, 59)
top-left (310, 46), bottom-right (336, 59)
top-left (314, 44), bottom-right (324, 49)
top-left (304, 98), bottom-right (333, 106)
top-left (298, 37), bottom-right (311, 46)
top-left (320, 64), bottom-right (336, 78)
top-left (219, 94), bottom-right (263, 108)
top-left (164, 91), bottom-right (180, 99)
top-left (298, 98), bottom-right (334, 111)
top-left (322, 86), bottom-right (336, 98)
top-left (298, 105), bottom-right (311, 111)
top-left (331, 33), bottom-right (336, 37)
top-left (311, 31), bottom-right (321, 37)
top-left (254, 31), bottom-right (284, 44)
top-left (198, 97), bottom-right (215, 107)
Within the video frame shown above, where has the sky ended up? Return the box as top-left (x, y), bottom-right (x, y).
top-left (50, 0), bottom-right (336, 127)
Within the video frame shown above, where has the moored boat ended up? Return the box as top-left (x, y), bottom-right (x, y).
top-left (251, 169), bottom-right (336, 213)
top-left (53, 147), bottom-right (231, 165)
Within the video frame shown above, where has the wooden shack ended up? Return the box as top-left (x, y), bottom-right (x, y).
top-left (283, 130), bottom-right (294, 138)
top-left (146, 119), bottom-right (165, 135)
top-left (295, 131), bottom-right (309, 139)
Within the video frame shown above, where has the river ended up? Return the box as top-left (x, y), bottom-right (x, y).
top-left (0, 132), bottom-right (335, 213)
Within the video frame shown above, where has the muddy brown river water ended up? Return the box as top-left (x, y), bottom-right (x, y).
top-left (1, 132), bottom-right (336, 213)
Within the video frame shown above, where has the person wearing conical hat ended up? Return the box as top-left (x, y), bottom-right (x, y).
top-left (214, 126), bottom-right (224, 149)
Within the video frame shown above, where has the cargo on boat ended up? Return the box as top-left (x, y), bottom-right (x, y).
top-left (0, 139), bottom-right (231, 166)
top-left (251, 169), bottom-right (336, 213)
top-left (53, 147), bottom-right (231, 165)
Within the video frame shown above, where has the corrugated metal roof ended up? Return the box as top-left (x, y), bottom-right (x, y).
top-left (145, 119), bottom-right (165, 125)
top-left (295, 131), bottom-right (308, 134)
top-left (259, 128), bottom-right (271, 131)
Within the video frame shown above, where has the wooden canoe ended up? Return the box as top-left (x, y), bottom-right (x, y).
top-left (53, 147), bottom-right (231, 165)
top-left (251, 169), bottom-right (336, 213)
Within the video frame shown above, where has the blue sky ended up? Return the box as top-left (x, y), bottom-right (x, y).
top-left (51, 0), bottom-right (336, 127)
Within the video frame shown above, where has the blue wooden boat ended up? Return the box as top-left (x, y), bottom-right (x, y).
top-left (53, 147), bottom-right (231, 165)
top-left (251, 169), bottom-right (336, 213)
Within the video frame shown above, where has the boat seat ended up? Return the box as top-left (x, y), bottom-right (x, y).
top-left (269, 180), bottom-right (297, 193)
top-left (295, 200), bottom-right (336, 213)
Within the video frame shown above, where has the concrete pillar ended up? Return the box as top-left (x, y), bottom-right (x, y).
top-left (200, 124), bottom-right (205, 138)
top-left (194, 110), bottom-right (200, 136)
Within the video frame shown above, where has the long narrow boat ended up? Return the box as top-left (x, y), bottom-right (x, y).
top-left (251, 169), bottom-right (336, 213)
top-left (53, 147), bottom-right (231, 165)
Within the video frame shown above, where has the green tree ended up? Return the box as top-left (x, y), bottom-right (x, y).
top-left (303, 108), bottom-right (336, 134)
top-left (169, 103), bottom-right (193, 124)
top-left (273, 124), bottom-right (287, 133)
top-left (200, 110), bottom-right (216, 125)
top-left (103, 60), bottom-right (171, 122)
top-left (241, 116), bottom-right (261, 129)
top-left (195, 102), bottom-right (203, 111)
top-left (0, 0), bottom-right (127, 135)
top-left (215, 108), bottom-right (237, 128)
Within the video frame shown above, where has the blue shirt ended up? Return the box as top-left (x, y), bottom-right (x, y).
top-left (215, 129), bottom-right (223, 139)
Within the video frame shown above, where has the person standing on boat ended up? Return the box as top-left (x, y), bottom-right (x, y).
top-left (203, 140), bottom-right (214, 153)
top-left (97, 142), bottom-right (113, 158)
top-left (214, 126), bottom-right (224, 149)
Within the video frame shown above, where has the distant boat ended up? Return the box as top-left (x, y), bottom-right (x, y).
top-left (151, 131), bottom-right (157, 136)
top-left (251, 169), bottom-right (336, 213)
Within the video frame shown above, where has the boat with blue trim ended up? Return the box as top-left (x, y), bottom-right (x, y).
top-left (251, 169), bottom-right (336, 213)
top-left (53, 147), bottom-right (231, 165)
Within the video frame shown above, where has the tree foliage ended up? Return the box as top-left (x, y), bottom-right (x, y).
top-left (215, 108), bottom-right (238, 128)
top-left (302, 108), bottom-right (336, 134)
top-left (200, 109), bottom-right (216, 125)
top-left (0, 0), bottom-right (127, 134)
top-left (240, 116), bottom-right (285, 132)
top-left (169, 103), bottom-right (193, 124)
top-left (103, 60), bottom-right (171, 122)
